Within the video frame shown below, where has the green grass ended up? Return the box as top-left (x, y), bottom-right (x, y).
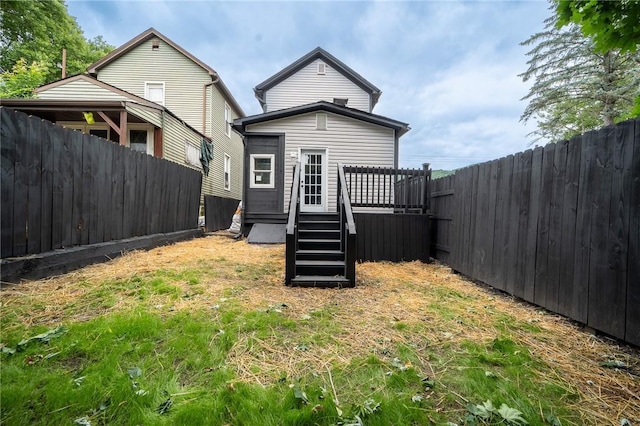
top-left (0, 242), bottom-right (595, 425)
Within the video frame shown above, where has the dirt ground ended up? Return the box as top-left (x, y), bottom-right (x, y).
top-left (2, 234), bottom-right (639, 424)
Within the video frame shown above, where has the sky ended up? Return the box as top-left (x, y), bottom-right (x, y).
top-left (67, 0), bottom-right (552, 170)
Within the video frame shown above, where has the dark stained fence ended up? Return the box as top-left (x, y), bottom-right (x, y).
top-left (1, 108), bottom-right (202, 258)
top-left (430, 118), bottom-right (639, 346)
top-left (429, 175), bottom-right (454, 264)
top-left (204, 195), bottom-right (240, 232)
top-left (354, 213), bottom-right (429, 262)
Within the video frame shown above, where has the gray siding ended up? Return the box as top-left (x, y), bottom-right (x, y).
top-left (97, 38), bottom-right (211, 133)
top-left (38, 80), bottom-right (130, 101)
top-left (264, 59), bottom-right (371, 113)
top-left (246, 112), bottom-right (395, 212)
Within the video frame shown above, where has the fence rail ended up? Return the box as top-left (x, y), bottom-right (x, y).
top-left (430, 118), bottom-right (639, 346)
top-left (1, 108), bottom-right (202, 258)
top-left (343, 164), bottom-right (431, 212)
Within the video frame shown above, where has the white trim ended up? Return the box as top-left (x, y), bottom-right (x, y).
top-left (249, 154), bottom-right (275, 189)
top-left (144, 81), bottom-right (165, 106)
top-left (128, 124), bottom-right (155, 156)
top-left (224, 153), bottom-right (231, 191)
top-left (316, 112), bottom-right (327, 130)
top-left (299, 148), bottom-right (327, 212)
top-left (224, 102), bottom-right (231, 137)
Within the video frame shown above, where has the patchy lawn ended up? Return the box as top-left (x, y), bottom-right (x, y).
top-left (1, 235), bottom-right (638, 425)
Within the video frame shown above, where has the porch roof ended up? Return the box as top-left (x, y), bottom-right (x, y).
top-left (232, 101), bottom-right (410, 136)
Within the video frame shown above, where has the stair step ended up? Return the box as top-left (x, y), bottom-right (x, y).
top-left (290, 275), bottom-right (352, 288)
top-left (296, 250), bottom-right (344, 261)
top-left (298, 239), bottom-right (341, 251)
top-left (296, 259), bottom-right (345, 276)
top-left (298, 229), bottom-right (340, 239)
top-left (298, 220), bottom-right (340, 230)
top-left (296, 260), bottom-right (345, 267)
top-left (299, 213), bottom-right (339, 222)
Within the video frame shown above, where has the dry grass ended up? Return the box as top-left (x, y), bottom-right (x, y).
top-left (2, 234), bottom-right (638, 424)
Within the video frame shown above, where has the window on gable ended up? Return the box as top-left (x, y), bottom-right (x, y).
top-left (317, 62), bottom-right (326, 75)
top-left (316, 113), bottom-right (327, 130)
top-left (224, 103), bottom-right (231, 137)
top-left (145, 82), bottom-right (165, 105)
top-left (250, 154), bottom-right (275, 189)
top-left (333, 98), bottom-right (348, 107)
top-left (224, 153), bottom-right (231, 191)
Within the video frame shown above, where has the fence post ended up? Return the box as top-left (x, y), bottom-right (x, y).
top-left (422, 163), bottom-right (430, 214)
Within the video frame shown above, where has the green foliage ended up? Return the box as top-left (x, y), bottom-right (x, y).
top-left (520, 15), bottom-right (640, 142)
top-left (555, 0), bottom-right (640, 53)
top-left (0, 0), bottom-right (114, 92)
top-left (0, 58), bottom-right (47, 98)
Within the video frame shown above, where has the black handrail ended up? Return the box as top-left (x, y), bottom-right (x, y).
top-left (285, 162), bottom-right (301, 284)
top-left (337, 163), bottom-right (357, 285)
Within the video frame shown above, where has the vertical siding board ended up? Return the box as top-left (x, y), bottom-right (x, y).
top-left (40, 119), bottom-right (55, 252)
top-left (514, 150), bottom-right (532, 299)
top-left (505, 152), bottom-right (523, 296)
top-left (58, 125), bottom-right (74, 247)
top-left (485, 160), bottom-right (499, 285)
top-left (534, 144), bottom-right (555, 306)
top-left (12, 112), bottom-right (28, 256)
top-left (558, 136), bottom-right (581, 318)
top-left (87, 135), bottom-right (101, 245)
top-left (122, 149), bottom-right (136, 238)
top-left (134, 153), bottom-right (147, 236)
top-left (626, 119), bottom-right (640, 346)
top-left (524, 147), bottom-right (543, 302)
top-left (110, 144), bottom-right (125, 240)
top-left (588, 126), bottom-right (622, 338)
top-left (51, 127), bottom-right (66, 249)
top-left (468, 166), bottom-right (479, 277)
top-left (473, 162), bottom-right (490, 282)
top-left (572, 131), bottom-right (596, 324)
top-left (144, 155), bottom-right (158, 234)
top-left (26, 118), bottom-right (43, 254)
top-left (70, 130), bottom-right (84, 246)
top-left (491, 157), bottom-right (507, 289)
top-left (546, 141), bottom-right (568, 312)
top-left (100, 140), bottom-right (113, 242)
top-left (1, 108), bottom-right (16, 257)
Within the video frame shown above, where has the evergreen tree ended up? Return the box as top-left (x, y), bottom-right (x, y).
top-left (520, 16), bottom-right (640, 143)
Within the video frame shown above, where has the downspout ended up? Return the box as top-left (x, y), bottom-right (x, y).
top-left (202, 73), bottom-right (220, 136)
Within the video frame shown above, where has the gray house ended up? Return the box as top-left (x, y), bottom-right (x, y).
top-left (1, 28), bottom-right (245, 202)
top-left (233, 47), bottom-right (410, 229)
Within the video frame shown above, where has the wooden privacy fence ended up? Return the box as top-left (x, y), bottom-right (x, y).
top-left (1, 108), bottom-right (202, 258)
top-left (343, 164), bottom-right (431, 212)
top-left (430, 118), bottom-right (639, 346)
top-left (204, 195), bottom-right (240, 232)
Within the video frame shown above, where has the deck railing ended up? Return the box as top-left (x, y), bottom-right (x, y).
top-left (342, 164), bottom-right (431, 213)
top-left (285, 162), bottom-right (301, 284)
top-left (337, 163), bottom-right (357, 285)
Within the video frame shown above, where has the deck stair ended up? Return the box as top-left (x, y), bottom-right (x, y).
top-left (291, 213), bottom-right (350, 287)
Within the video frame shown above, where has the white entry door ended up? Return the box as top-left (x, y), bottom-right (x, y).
top-left (300, 149), bottom-right (326, 212)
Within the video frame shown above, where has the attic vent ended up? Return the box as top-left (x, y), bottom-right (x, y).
top-left (316, 113), bottom-right (327, 130)
top-left (317, 62), bottom-right (326, 75)
top-left (152, 39), bottom-right (160, 50)
top-left (333, 98), bottom-right (348, 107)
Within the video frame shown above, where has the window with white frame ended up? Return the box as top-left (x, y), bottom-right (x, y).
top-left (224, 103), bottom-right (231, 137)
top-left (224, 154), bottom-right (231, 191)
top-left (145, 82), bottom-right (165, 105)
top-left (249, 154), bottom-right (275, 189)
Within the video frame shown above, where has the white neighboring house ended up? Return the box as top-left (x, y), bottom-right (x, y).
top-left (1, 28), bottom-right (244, 201)
top-left (233, 47), bottom-right (409, 228)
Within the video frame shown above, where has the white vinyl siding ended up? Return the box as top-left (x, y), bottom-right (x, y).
top-left (264, 59), bottom-right (371, 113)
top-left (37, 79), bottom-right (130, 101)
top-left (96, 38), bottom-right (211, 132)
top-left (246, 112), bottom-right (395, 212)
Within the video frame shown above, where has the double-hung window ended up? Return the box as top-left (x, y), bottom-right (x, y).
top-left (224, 103), bottom-right (231, 137)
top-left (249, 154), bottom-right (275, 189)
top-left (224, 154), bottom-right (231, 191)
top-left (145, 82), bottom-right (165, 105)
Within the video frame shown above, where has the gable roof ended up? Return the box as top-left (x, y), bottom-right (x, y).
top-left (253, 47), bottom-right (382, 111)
top-left (232, 101), bottom-right (409, 136)
top-left (86, 27), bottom-right (245, 116)
top-left (36, 74), bottom-right (161, 108)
